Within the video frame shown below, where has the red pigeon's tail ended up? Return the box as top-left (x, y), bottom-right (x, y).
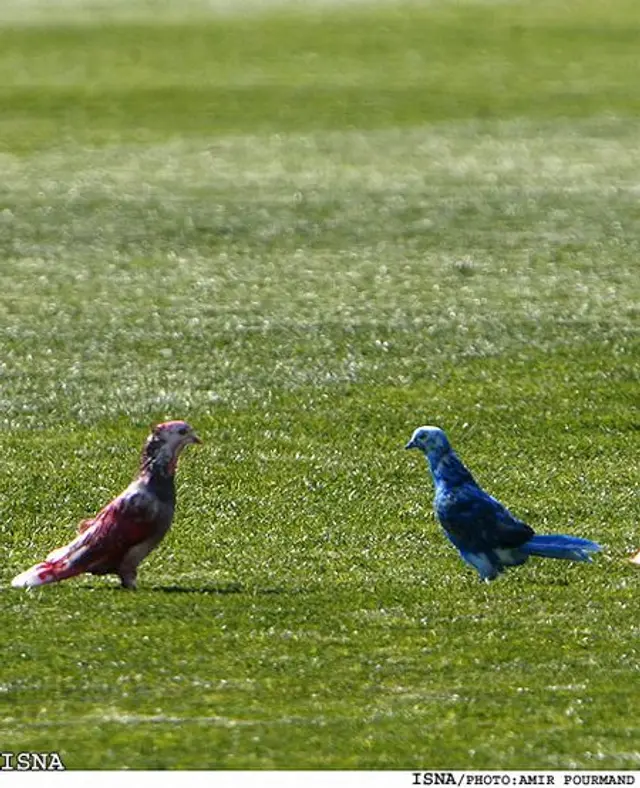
top-left (11, 540), bottom-right (86, 588)
top-left (11, 560), bottom-right (73, 588)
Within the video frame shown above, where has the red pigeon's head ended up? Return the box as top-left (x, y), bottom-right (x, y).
top-left (153, 420), bottom-right (201, 446)
top-left (142, 420), bottom-right (201, 475)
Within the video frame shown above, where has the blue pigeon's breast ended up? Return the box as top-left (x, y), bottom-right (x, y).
top-left (434, 483), bottom-right (473, 526)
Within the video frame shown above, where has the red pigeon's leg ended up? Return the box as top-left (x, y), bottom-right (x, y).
top-left (116, 537), bottom-right (162, 589)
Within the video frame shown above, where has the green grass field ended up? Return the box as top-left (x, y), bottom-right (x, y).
top-left (0, 0), bottom-right (638, 770)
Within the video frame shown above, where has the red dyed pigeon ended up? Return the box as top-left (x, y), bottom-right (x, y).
top-left (11, 420), bottom-right (201, 590)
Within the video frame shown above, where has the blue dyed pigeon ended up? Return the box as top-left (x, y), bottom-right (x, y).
top-left (405, 426), bottom-right (600, 581)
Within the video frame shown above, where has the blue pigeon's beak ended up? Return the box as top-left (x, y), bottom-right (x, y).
top-left (405, 439), bottom-right (417, 450)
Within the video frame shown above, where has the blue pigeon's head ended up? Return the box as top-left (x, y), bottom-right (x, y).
top-left (405, 426), bottom-right (451, 454)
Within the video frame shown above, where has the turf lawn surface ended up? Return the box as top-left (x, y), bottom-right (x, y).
top-left (0, 0), bottom-right (639, 770)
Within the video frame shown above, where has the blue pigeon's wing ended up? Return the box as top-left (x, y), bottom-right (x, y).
top-left (436, 486), bottom-right (534, 552)
top-left (487, 494), bottom-right (536, 546)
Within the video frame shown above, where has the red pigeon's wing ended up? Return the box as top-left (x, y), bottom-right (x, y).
top-left (11, 489), bottom-right (163, 588)
top-left (28, 490), bottom-right (159, 583)
top-left (59, 492), bottom-right (159, 576)
top-left (77, 518), bottom-right (93, 534)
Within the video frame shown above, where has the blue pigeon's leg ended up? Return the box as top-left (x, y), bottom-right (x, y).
top-left (495, 547), bottom-right (528, 567)
top-left (459, 550), bottom-right (500, 581)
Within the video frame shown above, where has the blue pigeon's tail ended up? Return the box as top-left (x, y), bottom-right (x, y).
top-left (522, 534), bottom-right (601, 563)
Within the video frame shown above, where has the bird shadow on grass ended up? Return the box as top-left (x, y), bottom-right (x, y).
top-left (147, 583), bottom-right (307, 595)
top-left (504, 574), bottom-right (574, 588)
top-left (148, 582), bottom-right (245, 595)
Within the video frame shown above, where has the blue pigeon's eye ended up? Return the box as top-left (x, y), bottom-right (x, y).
top-left (178, 427), bottom-right (188, 435)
